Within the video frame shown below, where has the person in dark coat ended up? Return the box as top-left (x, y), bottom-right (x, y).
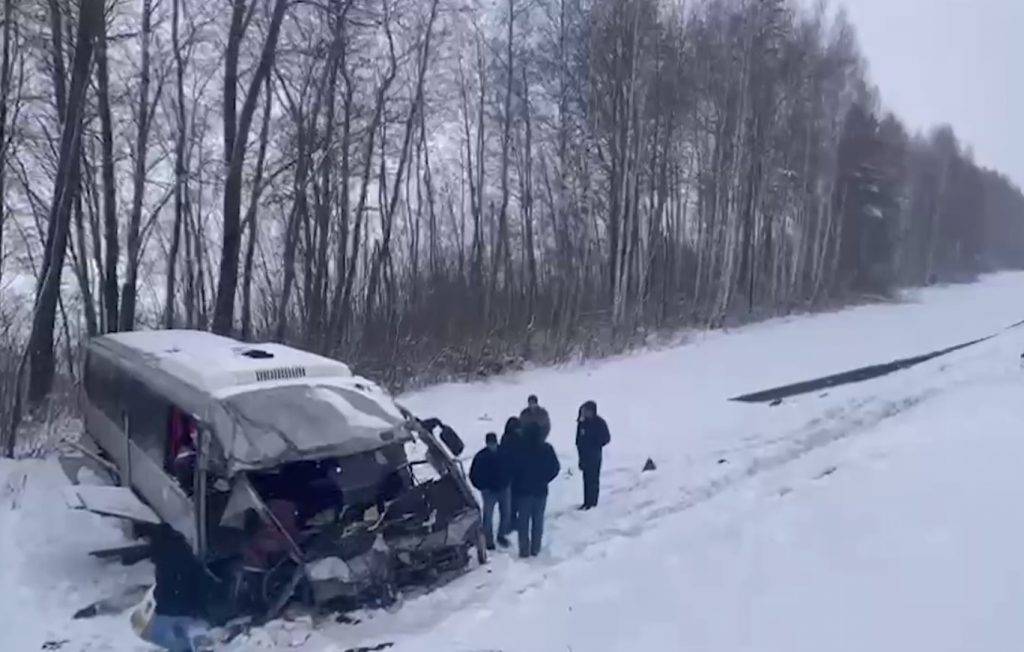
top-left (500, 416), bottom-right (523, 451)
top-left (576, 400), bottom-right (610, 510)
top-left (519, 394), bottom-right (551, 440)
top-left (143, 524), bottom-right (213, 651)
top-left (509, 422), bottom-right (560, 558)
top-left (470, 433), bottom-right (512, 549)
top-left (499, 417), bottom-right (524, 528)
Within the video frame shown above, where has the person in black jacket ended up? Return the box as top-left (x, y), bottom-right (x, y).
top-left (519, 395), bottom-right (551, 440)
top-left (499, 416), bottom-right (523, 451)
top-left (470, 432), bottom-right (512, 549)
top-left (576, 400), bottom-right (611, 510)
top-left (499, 417), bottom-right (524, 527)
top-left (510, 422), bottom-right (560, 558)
top-left (143, 524), bottom-right (213, 652)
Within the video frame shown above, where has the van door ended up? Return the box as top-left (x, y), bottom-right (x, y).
top-left (123, 382), bottom-right (198, 550)
top-left (128, 437), bottom-right (197, 547)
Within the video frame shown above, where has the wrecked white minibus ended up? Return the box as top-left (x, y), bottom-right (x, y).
top-left (66, 329), bottom-right (485, 621)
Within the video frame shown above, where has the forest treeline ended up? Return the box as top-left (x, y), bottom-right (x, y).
top-left (2, 0), bottom-right (1024, 451)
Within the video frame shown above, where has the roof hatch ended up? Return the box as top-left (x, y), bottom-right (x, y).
top-left (241, 349), bottom-right (274, 359)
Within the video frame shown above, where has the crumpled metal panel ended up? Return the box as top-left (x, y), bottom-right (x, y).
top-left (214, 382), bottom-right (412, 475)
top-left (307, 536), bottom-right (392, 603)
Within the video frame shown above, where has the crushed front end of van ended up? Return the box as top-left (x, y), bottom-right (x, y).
top-left (207, 411), bottom-right (483, 618)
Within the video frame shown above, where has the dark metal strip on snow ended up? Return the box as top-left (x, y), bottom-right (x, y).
top-left (731, 317), bottom-right (1024, 404)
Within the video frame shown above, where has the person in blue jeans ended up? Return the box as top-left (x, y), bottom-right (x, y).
top-left (509, 422), bottom-right (560, 558)
top-left (470, 432), bottom-right (512, 549)
top-left (146, 614), bottom-right (211, 652)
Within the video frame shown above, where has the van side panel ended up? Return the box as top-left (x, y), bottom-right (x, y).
top-left (84, 344), bottom-right (199, 550)
top-left (82, 351), bottom-right (129, 474)
top-left (129, 440), bottom-right (197, 548)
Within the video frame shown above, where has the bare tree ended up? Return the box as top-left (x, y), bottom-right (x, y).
top-left (363, 0), bottom-right (440, 340)
top-left (163, 0), bottom-right (189, 328)
top-left (95, 0), bottom-right (118, 331)
top-left (212, 0), bottom-right (289, 335)
top-left (488, 0), bottom-right (517, 320)
top-left (26, 0), bottom-right (103, 409)
top-left (240, 73), bottom-right (273, 340)
top-left (0, 0), bottom-right (17, 292)
top-left (119, 0), bottom-right (164, 331)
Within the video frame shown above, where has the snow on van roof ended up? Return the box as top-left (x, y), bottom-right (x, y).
top-left (99, 329), bottom-right (353, 394)
top-left (91, 330), bottom-right (411, 474)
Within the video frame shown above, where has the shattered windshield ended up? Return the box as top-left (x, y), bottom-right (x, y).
top-left (221, 384), bottom-right (410, 464)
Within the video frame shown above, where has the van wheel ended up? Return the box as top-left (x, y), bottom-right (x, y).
top-left (476, 532), bottom-right (488, 565)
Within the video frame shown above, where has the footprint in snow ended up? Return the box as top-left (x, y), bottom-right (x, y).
top-left (814, 466), bottom-right (838, 480)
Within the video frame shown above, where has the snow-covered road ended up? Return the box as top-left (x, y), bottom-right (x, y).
top-left (4, 273), bottom-right (1024, 651)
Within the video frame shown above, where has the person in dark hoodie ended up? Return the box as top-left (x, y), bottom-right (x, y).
top-left (142, 524), bottom-right (213, 652)
top-left (499, 417), bottom-right (525, 528)
top-left (470, 432), bottom-right (512, 549)
top-left (519, 394), bottom-right (551, 440)
top-left (510, 421), bottom-right (560, 558)
top-left (576, 400), bottom-right (611, 510)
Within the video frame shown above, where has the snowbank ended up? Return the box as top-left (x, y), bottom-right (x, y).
top-left (0, 459), bottom-right (152, 650)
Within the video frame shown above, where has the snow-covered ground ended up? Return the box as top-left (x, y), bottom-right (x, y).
top-left (4, 273), bottom-right (1024, 651)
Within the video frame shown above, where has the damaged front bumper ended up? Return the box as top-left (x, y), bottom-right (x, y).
top-left (302, 475), bottom-right (481, 606)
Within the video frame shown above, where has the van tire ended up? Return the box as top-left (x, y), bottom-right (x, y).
top-left (476, 532), bottom-right (488, 565)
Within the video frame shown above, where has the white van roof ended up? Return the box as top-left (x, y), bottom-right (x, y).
top-left (101, 329), bottom-right (353, 395)
top-left (89, 330), bottom-right (409, 474)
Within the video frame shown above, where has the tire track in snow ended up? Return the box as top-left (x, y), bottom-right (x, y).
top-left (456, 391), bottom-right (937, 608)
top-left (511, 392), bottom-right (934, 600)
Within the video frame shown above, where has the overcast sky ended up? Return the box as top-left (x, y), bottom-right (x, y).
top-left (833, 0), bottom-right (1024, 187)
